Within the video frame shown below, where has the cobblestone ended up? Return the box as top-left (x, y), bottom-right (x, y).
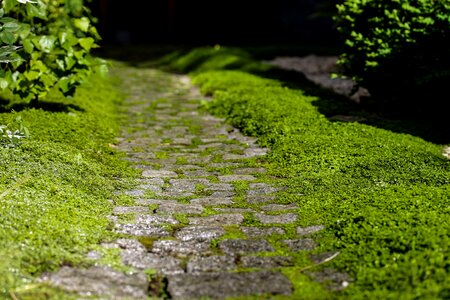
top-left (168, 271), bottom-right (292, 299)
top-left (219, 239), bottom-right (274, 255)
top-left (44, 67), bottom-right (343, 298)
top-left (189, 214), bottom-right (244, 226)
top-left (255, 213), bottom-right (298, 224)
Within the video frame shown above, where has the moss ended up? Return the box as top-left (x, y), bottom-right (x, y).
top-left (0, 72), bottom-right (138, 296)
top-left (177, 46), bottom-right (450, 298)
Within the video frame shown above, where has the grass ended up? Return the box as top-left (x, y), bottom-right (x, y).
top-left (159, 46), bottom-right (450, 299)
top-left (0, 73), bottom-right (137, 297)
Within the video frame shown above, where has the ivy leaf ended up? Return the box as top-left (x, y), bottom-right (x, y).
top-left (36, 35), bottom-right (56, 53)
top-left (0, 17), bottom-right (18, 23)
top-left (0, 9), bottom-right (4, 18)
top-left (78, 37), bottom-right (95, 51)
top-left (22, 39), bottom-right (34, 53)
top-left (26, 2), bottom-right (47, 20)
top-left (73, 17), bottom-right (90, 32)
top-left (3, 0), bottom-right (18, 13)
top-left (0, 31), bottom-right (16, 44)
top-left (0, 78), bottom-right (9, 89)
top-left (3, 22), bottom-right (21, 32)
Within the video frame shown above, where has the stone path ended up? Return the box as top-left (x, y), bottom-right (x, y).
top-left (42, 66), bottom-right (347, 299)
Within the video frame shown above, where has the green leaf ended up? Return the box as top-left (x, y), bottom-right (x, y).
top-left (65, 56), bottom-right (76, 69)
top-left (22, 39), bottom-right (34, 53)
top-left (24, 70), bottom-right (40, 81)
top-left (37, 35), bottom-right (56, 53)
top-left (3, 0), bottom-right (17, 12)
top-left (73, 17), bottom-right (90, 32)
top-left (26, 2), bottom-right (47, 20)
top-left (78, 37), bottom-right (94, 51)
top-left (0, 17), bottom-right (17, 23)
top-left (0, 8), bottom-right (4, 18)
top-left (3, 22), bottom-right (21, 32)
top-left (0, 78), bottom-right (9, 89)
top-left (0, 31), bottom-right (16, 44)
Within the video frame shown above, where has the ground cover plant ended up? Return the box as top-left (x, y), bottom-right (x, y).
top-left (0, 0), bottom-right (105, 102)
top-left (334, 0), bottom-right (450, 114)
top-left (160, 46), bottom-right (450, 298)
top-left (0, 71), bottom-right (136, 298)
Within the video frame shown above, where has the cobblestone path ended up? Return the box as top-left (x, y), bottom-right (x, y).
top-left (43, 67), bottom-right (345, 299)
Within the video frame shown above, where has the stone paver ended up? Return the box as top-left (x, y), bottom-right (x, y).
top-left (297, 225), bottom-right (326, 236)
top-left (189, 214), bottom-right (244, 226)
top-left (219, 239), bottom-right (274, 255)
top-left (41, 266), bottom-right (148, 299)
top-left (42, 67), bottom-right (341, 299)
top-left (284, 238), bottom-right (318, 251)
top-left (167, 271), bottom-right (292, 299)
top-left (255, 212), bottom-right (298, 224)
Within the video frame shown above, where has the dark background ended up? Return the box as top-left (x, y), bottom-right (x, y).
top-left (89, 0), bottom-right (339, 46)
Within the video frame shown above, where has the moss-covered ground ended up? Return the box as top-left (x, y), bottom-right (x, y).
top-left (149, 46), bottom-right (450, 299)
top-left (0, 45), bottom-right (449, 299)
top-left (0, 73), bottom-right (137, 298)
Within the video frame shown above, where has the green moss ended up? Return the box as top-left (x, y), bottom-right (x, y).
top-left (0, 72), bottom-right (138, 296)
top-left (179, 47), bottom-right (450, 298)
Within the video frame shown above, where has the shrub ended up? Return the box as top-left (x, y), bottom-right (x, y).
top-left (335, 0), bottom-right (450, 112)
top-left (0, 0), bottom-right (106, 102)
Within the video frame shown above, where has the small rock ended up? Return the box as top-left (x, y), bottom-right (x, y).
top-left (244, 148), bottom-right (268, 157)
top-left (122, 190), bottom-right (146, 197)
top-left (261, 204), bottom-right (298, 212)
top-left (284, 238), bottom-right (317, 251)
top-left (308, 268), bottom-right (352, 291)
top-left (219, 239), bottom-right (274, 255)
top-left (233, 167), bottom-right (267, 175)
top-left (175, 226), bottom-right (225, 242)
top-left (255, 213), bottom-right (298, 224)
top-left (41, 266), bottom-right (148, 299)
top-left (247, 183), bottom-right (279, 196)
top-left (241, 227), bottom-right (286, 237)
top-left (151, 240), bottom-right (212, 257)
top-left (189, 214), bottom-right (244, 226)
top-left (142, 169), bottom-right (178, 178)
top-left (214, 208), bottom-right (255, 213)
top-left (218, 175), bottom-right (256, 182)
top-left (113, 206), bottom-right (149, 215)
top-left (187, 256), bottom-right (236, 273)
top-left (157, 203), bottom-right (204, 214)
top-left (297, 225), bottom-right (325, 236)
top-left (246, 195), bottom-right (276, 204)
top-left (205, 183), bottom-right (234, 191)
top-left (115, 223), bottom-right (170, 237)
top-left (121, 251), bottom-right (183, 275)
top-left (191, 197), bottom-right (234, 205)
top-left (240, 256), bottom-right (293, 269)
top-left (167, 271), bottom-right (292, 299)
top-left (136, 214), bottom-right (179, 225)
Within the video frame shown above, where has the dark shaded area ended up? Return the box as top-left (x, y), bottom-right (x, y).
top-left (0, 98), bottom-right (85, 113)
top-left (89, 0), bottom-right (339, 46)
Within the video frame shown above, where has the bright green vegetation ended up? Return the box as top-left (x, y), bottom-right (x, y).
top-left (0, 73), bottom-right (135, 297)
top-left (334, 0), bottom-right (450, 112)
top-left (0, 0), bottom-right (104, 102)
top-left (162, 47), bottom-right (450, 299)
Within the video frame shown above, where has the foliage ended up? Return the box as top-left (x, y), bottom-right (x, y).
top-left (168, 47), bottom-right (450, 298)
top-left (0, 0), bottom-right (106, 102)
top-left (0, 72), bottom-right (136, 297)
top-left (0, 115), bottom-right (29, 147)
top-left (334, 0), bottom-right (450, 110)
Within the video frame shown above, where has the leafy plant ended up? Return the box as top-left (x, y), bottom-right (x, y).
top-left (0, 0), bottom-right (106, 102)
top-left (0, 115), bottom-right (29, 147)
top-left (334, 0), bottom-right (450, 112)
